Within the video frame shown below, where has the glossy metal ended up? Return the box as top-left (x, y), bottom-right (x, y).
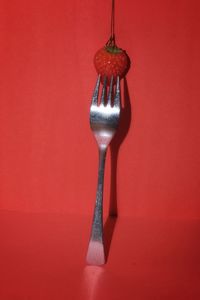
top-left (86, 75), bottom-right (120, 265)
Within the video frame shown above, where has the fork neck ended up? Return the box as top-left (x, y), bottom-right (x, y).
top-left (98, 146), bottom-right (107, 166)
top-left (97, 147), bottom-right (107, 184)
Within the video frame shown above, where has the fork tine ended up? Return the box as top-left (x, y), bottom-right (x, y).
top-left (107, 76), bottom-right (114, 106)
top-left (114, 76), bottom-right (120, 107)
top-left (100, 76), bottom-right (107, 105)
top-left (92, 75), bottom-right (101, 105)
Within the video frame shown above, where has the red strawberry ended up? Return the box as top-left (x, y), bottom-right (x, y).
top-left (94, 45), bottom-right (130, 82)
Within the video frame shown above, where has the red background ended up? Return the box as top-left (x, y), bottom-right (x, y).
top-left (0, 0), bottom-right (200, 299)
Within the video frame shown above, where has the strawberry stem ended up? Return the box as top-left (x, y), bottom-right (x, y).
top-left (106, 0), bottom-right (116, 47)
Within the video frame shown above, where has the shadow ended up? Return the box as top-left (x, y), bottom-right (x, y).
top-left (104, 77), bottom-right (132, 261)
top-left (104, 216), bottom-right (117, 262)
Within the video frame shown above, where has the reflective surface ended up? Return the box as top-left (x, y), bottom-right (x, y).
top-left (86, 76), bottom-right (120, 265)
top-left (82, 266), bottom-right (104, 300)
top-left (0, 211), bottom-right (200, 300)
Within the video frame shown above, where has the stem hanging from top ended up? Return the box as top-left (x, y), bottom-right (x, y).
top-left (106, 0), bottom-right (116, 47)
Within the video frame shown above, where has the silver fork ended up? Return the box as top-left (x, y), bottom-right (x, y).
top-left (86, 75), bottom-right (121, 265)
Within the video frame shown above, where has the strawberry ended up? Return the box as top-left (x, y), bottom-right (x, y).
top-left (94, 45), bottom-right (130, 82)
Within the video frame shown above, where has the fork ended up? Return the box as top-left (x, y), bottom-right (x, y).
top-left (86, 75), bottom-right (121, 265)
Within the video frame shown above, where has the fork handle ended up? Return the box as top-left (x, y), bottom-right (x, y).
top-left (86, 148), bottom-right (107, 265)
top-left (90, 148), bottom-right (106, 241)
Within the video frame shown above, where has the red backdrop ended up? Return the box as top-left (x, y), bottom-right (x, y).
top-left (1, 1), bottom-right (200, 299)
top-left (1, 0), bottom-right (200, 217)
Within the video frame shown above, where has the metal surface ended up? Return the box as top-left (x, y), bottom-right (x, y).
top-left (86, 75), bottom-right (121, 265)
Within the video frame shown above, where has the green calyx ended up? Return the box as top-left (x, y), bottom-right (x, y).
top-left (105, 35), bottom-right (123, 54)
top-left (105, 45), bottom-right (123, 54)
